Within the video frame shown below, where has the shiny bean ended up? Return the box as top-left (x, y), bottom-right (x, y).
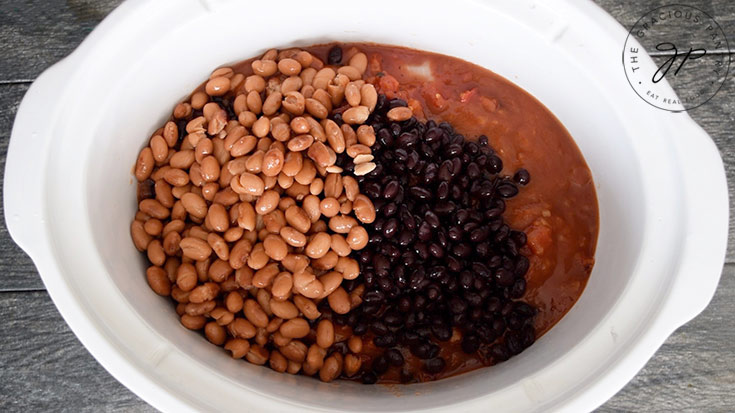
top-left (305, 232), bottom-right (331, 259)
top-left (316, 319), bottom-right (335, 349)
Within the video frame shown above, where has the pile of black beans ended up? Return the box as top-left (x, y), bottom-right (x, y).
top-left (330, 95), bottom-right (537, 384)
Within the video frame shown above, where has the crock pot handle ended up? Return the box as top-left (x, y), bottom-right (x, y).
top-left (3, 59), bottom-right (72, 252)
top-left (662, 117), bottom-right (729, 328)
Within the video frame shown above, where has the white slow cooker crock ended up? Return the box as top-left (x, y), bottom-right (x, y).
top-left (4, 0), bottom-right (728, 411)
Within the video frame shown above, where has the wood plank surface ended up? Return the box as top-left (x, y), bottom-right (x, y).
top-left (0, 0), bottom-right (733, 411)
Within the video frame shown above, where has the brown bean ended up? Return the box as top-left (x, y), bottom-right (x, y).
top-left (316, 319), bottom-right (335, 349)
top-left (282, 205), bottom-right (309, 233)
top-left (243, 299), bottom-right (269, 328)
top-left (180, 314), bottom-right (206, 330)
top-left (225, 338), bottom-right (250, 359)
top-left (305, 98), bottom-right (328, 119)
top-left (341, 176), bottom-right (359, 202)
top-left (343, 354), bottom-right (361, 377)
top-left (360, 84), bottom-right (378, 112)
top-left (322, 175), bottom-right (342, 200)
top-left (149, 135), bottom-right (168, 163)
top-left (281, 254), bottom-right (309, 274)
top-left (293, 160), bottom-right (316, 186)
top-left (292, 295), bottom-right (320, 320)
top-left (179, 237), bottom-right (212, 260)
top-left (347, 335), bottom-right (363, 354)
top-left (146, 266), bottom-right (171, 296)
top-left (175, 263), bottom-right (197, 292)
top-left (251, 59), bottom-right (277, 76)
top-left (246, 345), bottom-right (270, 365)
top-left (287, 134), bottom-right (314, 153)
top-left (286, 360), bottom-right (302, 375)
top-left (327, 234), bottom-right (350, 257)
top-left (328, 215), bottom-right (357, 234)
top-left (238, 173), bottom-right (265, 196)
top-left (235, 202), bottom-right (256, 231)
top-left (204, 203), bottom-right (228, 232)
top-left (306, 344), bottom-right (326, 372)
top-left (210, 307), bottom-right (235, 326)
top-left (189, 282), bottom-right (219, 304)
top-left (279, 318), bottom-right (309, 339)
top-left (225, 291), bottom-right (244, 313)
top-left (229, 318), bottom-right (257, 339)
top-left (271, 272), bottom-right (294, 301)
top-left (342, 106), bottom-right (370, 125)
top-left (293, 270), bottom-right (324, 299)
top-left (143, 218), bottom-right (163, 237)
top-left (167, 151), bottom-right (193, 170)
top-left (131, 220), bottom-right (152, 251)
top-left (205, 76), bottom-right (230, 97)
top-left (229, 238), bottom-right (253, 270)
top-left (146, 240), bottom-right (166, 266)
top-left (387, 106), bottom-right (413, 121)
top-left (281, 76), bottom-right (303, 94)
top-left (255, 190), bottom-right (280, 215)
top-left (339, 200), bottom-right (352, 215)
top-left (244, 74), bottom-right (266, 93)
top-left (162, 231), bottom-right (181, 256)
top-left (198, 156), bottom-right (219, 183)
top-left (262, 91), bottom-right (282, 116)
top-left (282, 91), bottom-right (305, 115)
top-left (279, 226), bottom-right (307, 248)
top-left (204, 321), bottom-right (226, 345)
top-left (280, 340), bottom-right (307, 363)
top-left (251, 115), bottom-right (270, 137)
top-left (185, 300), bottom-right (215, 316)
top-left (328, 287), bottom-right (350, 314)
top-left (346, 225), bottom-right (369, 250)
top-left (278, 58), bottom-right (301, 76)
top-left (135, 147), bottom-right (154, 181)
top-left (352, 194), bottom-right (376, 224)
top-left (263, 233), bottom-right (289, 261)
top-left (290, 117), bottom-right (309, 134)
top-left (319, 355), bottom-right (341, 382)
top-left (306, 141), bottom-right (331, 168)
top-left (337, 64), bottom-right (361, 80)
top-left (271, 121), bottom-right (291, 143)
top-left (269, 298), bottom-right (298, 320)
top-left (322, 120), bottom-right (346, 154)
top-left (173, 102), bottom-right (192, 119)
top-left (355, 126), bottom-right (376, 149)
top-left (251, 262), bottom-right (279, 289)
top-left (207, 258), bottom-right (233, 282)
top-left (207, 232), bottom-right (230, 260)
top-left (344, 82), bottom-right (361, 107)
top-left (259, 208), bottom-right (281, 233)
top-left (268, 350), bottom-right (288, 373)
top-left (319, 271), bottom-right (342, 298)
top-left (163, 167), bottom-right (190, 187)
top-left (138, 199), bottom-right (169, 220)
top-left (310, 251), bottom-right (336, 272)
top-left (305, 232), bottom-right (331, 259)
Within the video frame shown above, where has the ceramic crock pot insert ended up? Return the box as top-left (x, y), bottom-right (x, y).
top-left (5, 0), bottom-right (727, 412)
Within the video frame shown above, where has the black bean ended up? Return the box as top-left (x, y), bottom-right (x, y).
top-left (327, 45), bottom-right (343, 65)
top-left (386, 349), bottom-right (404, 367)
top-left (497, 182), bottom-right (519, 198)
top-left (494, 268), bottom-right (515, 286)
top-left (461, 334), bottom-right (480, 353)
top-left (424, 357), bottom-right (446, 374)
top-left (513, 168), bottom-right (530, 185)
top-left (490, 343), bottom-right (509, 362)
top-left (343, 95), bottom-right (537, 382)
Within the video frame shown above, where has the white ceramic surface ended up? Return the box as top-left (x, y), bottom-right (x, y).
top-left (4, 0), bottom-right (728, 412)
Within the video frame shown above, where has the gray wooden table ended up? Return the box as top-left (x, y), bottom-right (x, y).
top-left (0, 1), bottom-right (733, 411)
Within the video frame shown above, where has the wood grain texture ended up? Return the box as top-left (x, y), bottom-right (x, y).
top-left (0, 0), bottom-right (732, 411)
top-left (0, 0), bottom-right (120, 82)
top-left (0, 84), bottom-right (42, 291)
top-left (0, 291), bottom-right (157, 413)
